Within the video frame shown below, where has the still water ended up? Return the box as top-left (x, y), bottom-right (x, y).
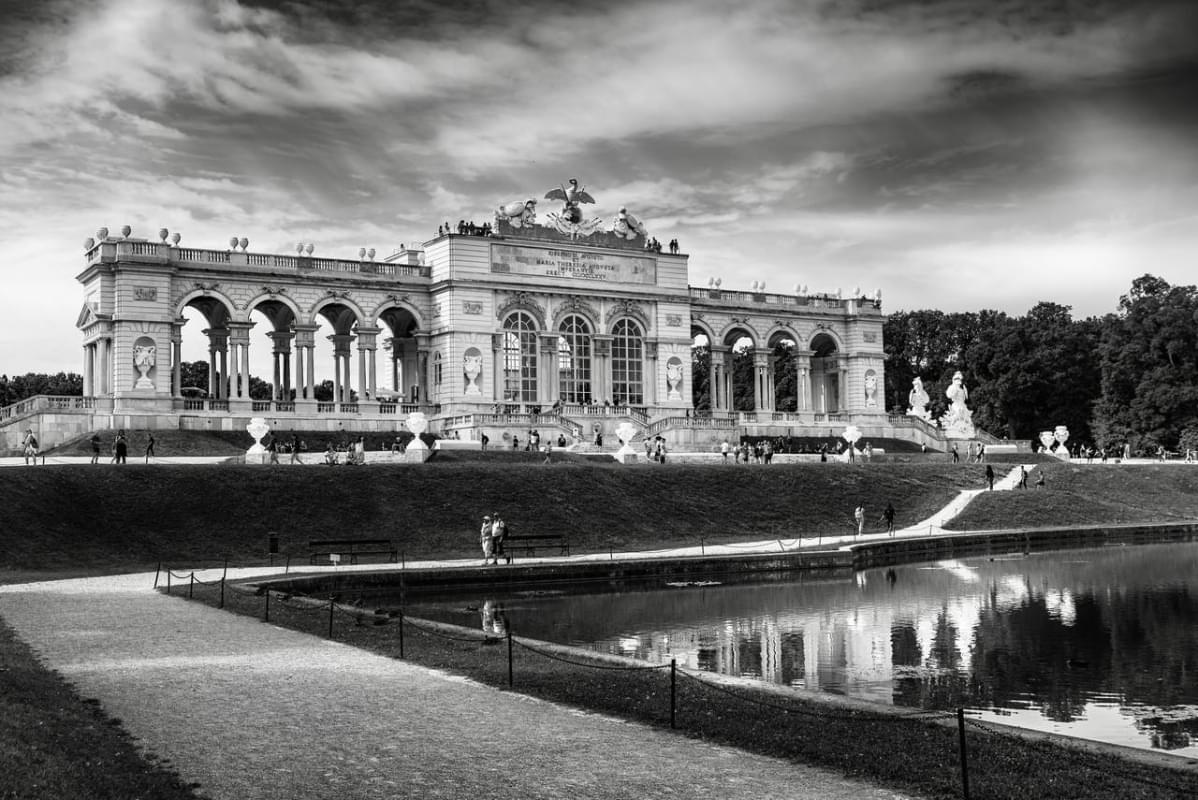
top-left (397, 542), bottom-right (1198, 757)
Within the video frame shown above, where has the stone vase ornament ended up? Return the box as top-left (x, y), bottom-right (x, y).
top-left (1038, 430), bottom-right (1056, 453)
top-left (402, 411), bottom-right (432, 463)
top-left (1053, 425), bottom-right (1071, 459)
top-left (665, 361), bottom-right (683, 401)
top-left (245, 417), bottom-right (270, 454)
top-left (132, 344), bottom-right (156, 390)
top-left (842, 424), bottom-right (862, 462)
top-left (463, 355), bottom-right (482, 396)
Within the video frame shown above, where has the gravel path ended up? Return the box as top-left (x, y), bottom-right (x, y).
top-left (1, 574), bottom-right (920, 799)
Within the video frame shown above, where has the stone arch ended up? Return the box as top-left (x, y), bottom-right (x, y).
top-left (497, 292), bottom-right (546, 329)
top-left (718, 320), bottom-right (759, 348)
top-left (244, 291), bottom-right (302, 329)
top-left (173, 289), bottom-right (236, 325)
top-left (372, 296), bottom-right (424, 333)
top-left (604, 299), bottom-right (650, 333)
top-left (809, 328), bottom-right (842, 356)
top-left (766, 324), bottom-right (802, 413)
top-left (765, 323), bottom-right (801, 348)
top-left (808, 329), bottom-right (843, 413)
top-left (310, 296), bottom-right (367, 332)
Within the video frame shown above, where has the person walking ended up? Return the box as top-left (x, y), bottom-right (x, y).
top-left (90, 432), bottom-right (102, 465)
top-left (144, 432), bottom-right (156, 463)
top-left (882, 503), bottom-right (896, 535)
top-left (1035, 470), bottom-right (1045, 489)
top-left (21, 429), bottom-right (39, 465)
top-left (951, 444), bottom-right (960, 463)
top-left (1018, 465), bottom-right (1028, 489)
top-left (985, 464), bottom-right (995, 490)
top-left (491, 513), bottom-right (507, 564)
top-left (113, 430), bottom-right (127, 464)
top-left (721, 439), bottom-right (731, 462)
top-left (854, 503), bottom-right (865, 537)
top-left (290, 433), bottom-right (302, 464)
top-left (480, 515), bottom-right (497, 565)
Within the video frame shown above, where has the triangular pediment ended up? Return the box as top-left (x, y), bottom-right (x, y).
top-left (75, 303), bottom-right (97, 329)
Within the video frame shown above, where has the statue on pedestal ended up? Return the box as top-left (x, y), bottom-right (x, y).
top-left (939, 371), bottom-right (975, 437)
top-left (907, 376), bottom-right (931, 421)
top-left (133, 344), bottom-right (156, 390)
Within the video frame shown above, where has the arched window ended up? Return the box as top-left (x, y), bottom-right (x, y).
top-left (558, 315), bottom-right (592, 404)
top-left (611, 319), bottom-right (643, 406)
top-left (502, 312), bottom-right (538, 402)
top-left (432, 352), bottom-right (443, 395)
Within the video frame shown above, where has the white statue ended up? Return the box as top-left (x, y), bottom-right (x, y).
top-left (864, 371), bottom-right (878, 409)
top-left (463, 354), bottom-right (483, 396)
top-left (939, 371), bottom-right (975, 437)
top-left (133, 344), bottom-right (156, 389)
top-left (495, 198), bottom-right (537, 228)
top-left (907, 377), bottom-right (931, 420)
top-left (665, 361), bottom-right (683, 401)
top-left (611, 206), bottom-right (648, 240)
top-left (245, 417), bottom-right (270, 454)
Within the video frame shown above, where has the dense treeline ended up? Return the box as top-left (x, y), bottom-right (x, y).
top-left (0, 372), bottom-right (82, 407)
top-left (883, 274), bottom-right (1198, 452)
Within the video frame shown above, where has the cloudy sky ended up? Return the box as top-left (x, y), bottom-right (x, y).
top-left (2, 0), bottom-right (1196, 375)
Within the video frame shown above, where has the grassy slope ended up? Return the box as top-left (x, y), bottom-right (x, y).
top-left (1, 462), bottom-right (984, 575)
top-left (947, 463), bottom-right (1198, 530)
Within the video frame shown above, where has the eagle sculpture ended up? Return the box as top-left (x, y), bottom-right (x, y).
top-left (545, 178), bottom-right (595, 224)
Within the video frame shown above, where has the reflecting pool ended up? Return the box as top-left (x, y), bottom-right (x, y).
top-left (396, 542), bottom-right (1198, 757)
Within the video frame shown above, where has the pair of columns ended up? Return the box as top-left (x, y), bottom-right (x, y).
top-left (82, 338), bottom-right (112, 396)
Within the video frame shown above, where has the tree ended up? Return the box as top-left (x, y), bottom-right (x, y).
top-left (1093, 275), bottom-right (1198, 450)
top-left (0, 372), bottom-right (83, 405)
top-left (690, 342), bottom-right (711, 412)
top-left (773, 341), bottom-right (797, 411)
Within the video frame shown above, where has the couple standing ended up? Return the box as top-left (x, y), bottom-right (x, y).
top-left (480, 513), bottom-right (508, 565)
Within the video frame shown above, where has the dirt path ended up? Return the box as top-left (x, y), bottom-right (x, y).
top-left (1, 574), bottom-right (919, 799)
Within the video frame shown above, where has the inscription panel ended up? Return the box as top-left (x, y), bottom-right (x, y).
top-left (491, 244), bottom-right (655, 285)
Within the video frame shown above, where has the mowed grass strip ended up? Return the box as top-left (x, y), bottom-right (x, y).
top-left (1, 462), bottom-right (986, 576)
top-left (0, 620), bottom-right (201, 800)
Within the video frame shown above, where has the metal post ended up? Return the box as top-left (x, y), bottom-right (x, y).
top-left (219, 577), bottom-right (225, 609)
top-left (398, 610), bottom-right (404, 658)
top-left (957, 707), bottom-right (971, 800)
top-left (188, 573), bottom-right (194, 599)
top-left (507, 626), bottom-right (514, 688)
top-left (223, 557), bottom-right (228, 582)
top-left (700, 537), bottom-right (705, 555)
top-left (263, 590), bottom-right (270, 623)
top-left (670, 659), bottom-right (677, 729)
top-left (328, 595), bottom-right (335, 639)
top-left (166, 571), bottom-right (172, 595)
top-left (153, 562), bottom-right (161, 589)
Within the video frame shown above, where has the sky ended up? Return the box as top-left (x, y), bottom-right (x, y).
top-left (2, 0), bottom-right (1196, 377)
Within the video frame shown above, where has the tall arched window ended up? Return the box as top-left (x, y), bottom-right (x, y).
top-left (502, 312), bottom-right (538, 403)
top-left (611, 319), bottom-right (643, 406)
top-left (558, 315), bottom-right (592, 404)
top-left (432, 352), bottom-right (443, 399)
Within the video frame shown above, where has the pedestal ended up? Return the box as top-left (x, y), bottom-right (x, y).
top-left (614, 451), bottom-right (638, 465)
top-left (244, 452), bottom-right (270, 465)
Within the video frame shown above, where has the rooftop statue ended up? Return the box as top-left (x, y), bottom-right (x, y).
top-left (907, 376), bottom-right (931, 421)
top-left (611, 206), bottom-right (648, 240)
top-left (495, 198), bottom-right (537, 228)
top-left (544, 178), bottom-right (604, 238)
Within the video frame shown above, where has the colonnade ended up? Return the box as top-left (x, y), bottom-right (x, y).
top-left (704, 346), bottom-right (841, 414)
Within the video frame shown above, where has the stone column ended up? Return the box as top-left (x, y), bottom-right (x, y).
top-left (492, 333), bottom-right (505, 404)
top-left (329, 333), bottom-right (354, 404)
top-left (205, 328), bottom-right (229, 399)
top-left (415, 333), bottom-right (431, 406)
top-left (644, 341), bottom-right (659, 407)
top-left (593, 335), bottom-right (612, 405)
top-left (539, 333), bottom-right (559, 407)
top-left (356, 326), bottom-right (380, 402)
top-left (707, 345), bottom-right (724, 412)
top-left (793, 349), bottom-right (813, 412)
top-left (753, 348), bottom-right (772, 412)
top-left (227, 322), bottom-right (253, 399)
top-left (170, 324), bottom-right (183, 398)
top-left (293, 324), bottom-right (317, 400)
top-left (83, 343), bottom-right (94, 397)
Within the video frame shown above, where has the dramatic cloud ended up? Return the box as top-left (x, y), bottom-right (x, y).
top-left (1, 0), bottom-right (1196, 373)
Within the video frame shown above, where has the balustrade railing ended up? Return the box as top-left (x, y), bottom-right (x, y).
top-left (89, 242), bottom-right (430, 279)
top-left (0, 395), bottom-right (93, 425)
top-left (316, 403), bottom-right (336, 413)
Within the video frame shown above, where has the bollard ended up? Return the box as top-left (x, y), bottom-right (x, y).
top-left (263, 590), bottom-right (270, 623)
top-left (219, 577), bottom-right (225, 609)
top-left (188, 573), bottom-right (194, 599)
top-left (506, 626), bottom-right (514, 688)
top-left (153, 562), bottom-right (161, 589)
top-left (670, 659), bottom-right (677, 729)
top-left (700, 536), bottom-right (705, 556)
top-left (401, 551), bottom-right (406, 571)
top-left (957, 707), bottom-right (971, 800)
top-left (222, 557), bottom-right (228, 582)
top-left (328, 595), bottom-right (335, 639)
top-left (398, 610), bottom-right (404, 658)
top-left (166, 571), bottom-right (172, 595)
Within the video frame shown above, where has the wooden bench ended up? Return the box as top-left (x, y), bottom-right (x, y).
top-left (500, 533), bottom-right (570, 562)
top-left (309, 538), bottom-right (398, 565)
